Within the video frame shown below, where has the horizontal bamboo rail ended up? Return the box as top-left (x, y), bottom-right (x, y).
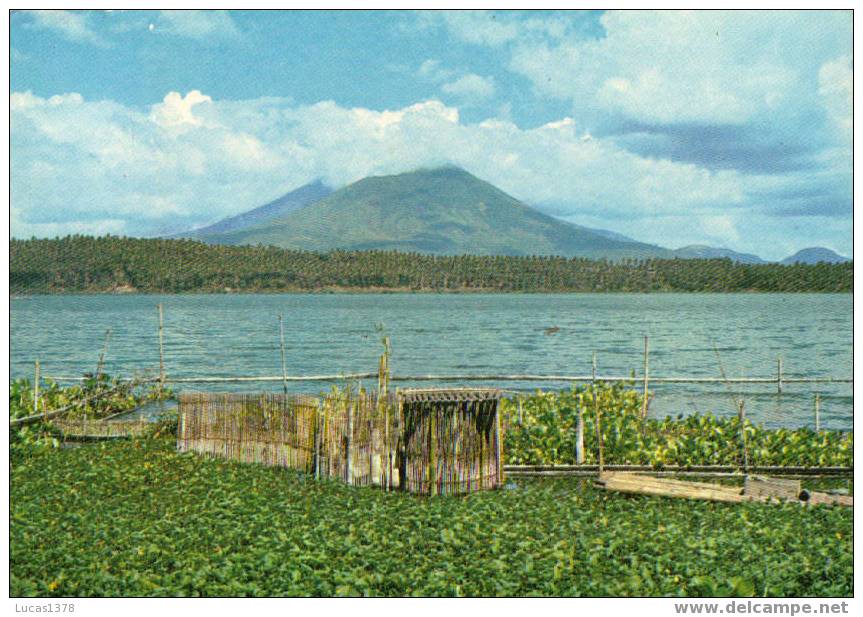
top-left (503, 464), bottom-right (853, 477)
top-left (45, 373), bottom-right (852, 385)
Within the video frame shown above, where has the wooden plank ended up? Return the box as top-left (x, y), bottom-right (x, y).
top-left (596, 472), bottom-right (748, 503)
top-left (804, 491), bottom-right (853, 507)
top-left (744, 476), bottom-right (801, 500)
top-left (597, 472), bottom-right (853, 507)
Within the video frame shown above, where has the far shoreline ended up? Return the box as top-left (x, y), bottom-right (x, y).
top-left (10, 286), bottom-right (854, 297)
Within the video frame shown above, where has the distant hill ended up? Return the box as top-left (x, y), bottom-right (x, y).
top-left (572, 225), bottom-right (638, 244)
top-left (672, 244), bottom-right (765, 264)
top-left (174, 180), bottom-right (332, 240)
top-left (202, 166), bottom-right (673, 260)
top-left (781, 247), bottom-right (850, 265)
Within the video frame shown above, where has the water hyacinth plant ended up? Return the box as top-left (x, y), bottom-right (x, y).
top-left (501, 383), bottom-right (853, 468)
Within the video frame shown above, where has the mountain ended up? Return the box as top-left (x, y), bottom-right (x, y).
top-left (202, 166), bottom-right (673, 259)
top-left (781, 247), bottom-right (850, 265)
top-left (174, 180), bottom-right (332, 239)
top-left (672, 244), bottom-right (765, 264)
top-left (571, 225), bottom-right (638, 244)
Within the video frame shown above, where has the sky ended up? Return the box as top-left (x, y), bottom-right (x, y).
top-left (9, 9), bottom-right (853, 260)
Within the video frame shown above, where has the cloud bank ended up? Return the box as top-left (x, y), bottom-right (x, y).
top-left (9, 10), bottom-right (852, 259)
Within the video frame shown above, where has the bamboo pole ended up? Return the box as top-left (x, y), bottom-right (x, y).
top-left (429, 409), bottom-right (437, 496)
top-left (34, 360), bottom-right (41, 418)
top-left (278, 314), bottom-right (288, 395)
top-left (494, 401), bottom-right (503, 487)
top-left (345, 399), bottom-right (354, 484)
top-left (594, 386), bottom-right (603, 474)
top-left (157, 304), bottom-right (165, 393)
top-left (738, 400), bottom-right (749, 472)
top-left (814, 394), bottom-right (821, 432)
top-left (95, 328), bottom-right (112, 380)
top-left (577, 354), bottom-right (593, 465)
top-left (777, 357), bottom-right (783, 394)
top-left (641, 336), bottom-right (650, 419)
top-left (575, 402), bottom-right (585, 464)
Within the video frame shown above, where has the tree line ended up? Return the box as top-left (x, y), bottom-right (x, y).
top-left (9, 235), bottom-right (853, 294)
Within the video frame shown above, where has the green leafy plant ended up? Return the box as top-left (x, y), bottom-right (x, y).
top-left (10, 437), bottom-right (852, 597)
top-left (9, 375), bottom-right (168, 456)
top-left (501, 384), bottom-right (853, 468)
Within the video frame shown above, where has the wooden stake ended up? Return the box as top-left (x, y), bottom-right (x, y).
top-left (575, 402), bottom-right (585, 464)
top-left (738, 400), bottom-right (749, 472)
top-left (314, 401), bottom-right (323, 480)
top-left (278, 314), bottom-right (288, 395)
top-left (777, 357), bottom-right (783, 394)
top-left (594, 387), bottom-right (603, 474)
top-left (494, 401), bottom-right (503, 487)
top-left (34, 360), bottom-right (41, 418)
top-left (95, 328), bottom-right (112, 380)
top-left (814, 394), bottom-right (821, 432)
top-left (581, 351), bottom-right (595, 465)
top-left (641, 336), bottom-right (650, 419)
top-left (345, 399), bottom-right (354, 484)
top-left (157, 304), bottom-right (165, 393)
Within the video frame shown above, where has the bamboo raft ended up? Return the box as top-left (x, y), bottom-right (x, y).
top-left (595, 472), bottom-right (852, 507)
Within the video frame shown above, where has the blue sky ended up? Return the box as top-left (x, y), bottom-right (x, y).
top-left (10, 9), bottom-right (853, 259)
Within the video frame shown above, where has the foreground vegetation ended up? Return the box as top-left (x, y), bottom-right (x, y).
top-left (10, 236), bottom-right (852, 293)
top-left (9, 374), bottom-right (167, 454)
top-left (502, 384), bottom-right (854, 468)
top-left (10, 437), bottom-right (852, 597)
top-left (9, 381), bottom-right (853, 596)
top-left (9, 378), bottom-right (852, 469)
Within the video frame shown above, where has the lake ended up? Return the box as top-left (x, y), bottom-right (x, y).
top-left (10, 293), bottom-right (852, 429)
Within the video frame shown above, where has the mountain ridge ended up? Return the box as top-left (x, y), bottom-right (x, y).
top-left (202, 166), bottom-right (673, 260)
top-left (172, 166), bottom-right (849, 264)
top-left (173, 180), bottom-right (332, 240)
top-left (781, 247), bottom-right (850, 265)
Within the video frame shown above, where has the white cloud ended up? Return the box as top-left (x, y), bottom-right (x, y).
top-left (417, 60), bottom-right (497, 104)
top-left (158, 10), bottom-right (240, 41)
top-left (436, 11), bottom-right (519, 47)
top-left (8, 88), bottom-right (851, 258)
top-left (26, 10), bottom-right (106, 46)
top-left (818, 55), bottom-right (852, 140)
top-left (11, 90), bottom-right (753, 240)
top-left (418, 59), bottom-right (454, 82)
top-left (150, 90), bottom-right (213, 129)
top-left (507, 10), bottom-right (849, 127)
top-left (441, 74), bottom-right (496, 101)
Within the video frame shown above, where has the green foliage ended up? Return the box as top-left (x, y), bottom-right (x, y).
top-left (9, 375), bottom-right (166, 456)
top-left (10, 235), bottom-right (853, 294)
top-left (502, 384), bottom-right (853, 468)
top-left (10, 438), bottom-right (852, 597)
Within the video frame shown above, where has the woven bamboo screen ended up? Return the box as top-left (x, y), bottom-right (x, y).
top-left (178, 391), bottom-right (399, 487)
top-left (397, 388), bottom-right (503, 496)
top-left (177, 387), bottom-right (503, 495)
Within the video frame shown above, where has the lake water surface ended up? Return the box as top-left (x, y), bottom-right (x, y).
top-left (10, 293), bottom-right (852, 429)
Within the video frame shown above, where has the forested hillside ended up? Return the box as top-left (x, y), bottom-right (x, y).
top-left (10, 236), bottom-right (852, 294)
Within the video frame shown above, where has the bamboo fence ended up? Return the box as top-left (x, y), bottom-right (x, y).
top-left (177, 388), bottom-right (504, 495)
